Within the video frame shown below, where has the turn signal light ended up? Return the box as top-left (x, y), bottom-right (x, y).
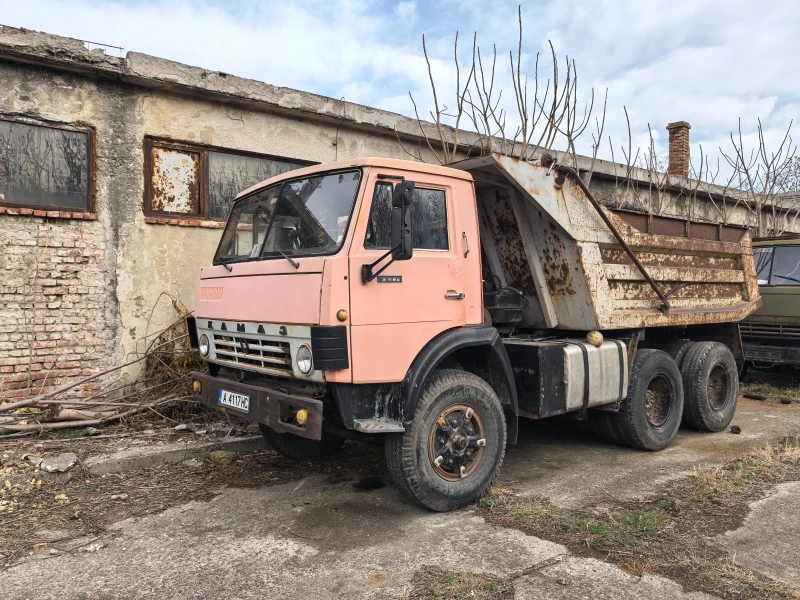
top-left (337, 309), bottom-right (348, 322)
top-left (296, 408), bottom-right (309, 425)
top-left (192, 380), bottom-right (202, 393)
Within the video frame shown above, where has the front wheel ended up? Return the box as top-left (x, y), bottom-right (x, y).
top-left (385, 369), bottom-right (506, 512)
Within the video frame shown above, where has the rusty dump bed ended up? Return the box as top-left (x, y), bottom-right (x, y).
top-left (453, 154), bottom-right (761, 331)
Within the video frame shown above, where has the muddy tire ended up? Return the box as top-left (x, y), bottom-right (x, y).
top-left (385, 369), bottom-right (506, 512)
top-left (680, 342), bottom-right (739, 432)
top-left (663, 339), bottom-right (695, 368)
top-left (589, 410), bottom-right (623, 445)
top-left (613, 349), bottom-right (684, 451)
top-left (258, 424), bottom-right (345, 459)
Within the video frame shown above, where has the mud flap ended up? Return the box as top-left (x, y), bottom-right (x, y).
top-left (505, 407), bottom-right (518, 445)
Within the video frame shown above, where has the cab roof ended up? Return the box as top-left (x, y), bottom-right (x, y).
top-left (235, 157), bottom-right (475, 200)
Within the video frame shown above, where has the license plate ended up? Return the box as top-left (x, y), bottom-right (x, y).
top-left (218, 389), bottom-right (250, 413)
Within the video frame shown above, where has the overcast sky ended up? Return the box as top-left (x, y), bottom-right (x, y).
top-left (1, 0), bottom-right (798, 178)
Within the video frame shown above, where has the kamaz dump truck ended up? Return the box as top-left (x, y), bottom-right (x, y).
top-left (187, 154), bottom-right (761, 511)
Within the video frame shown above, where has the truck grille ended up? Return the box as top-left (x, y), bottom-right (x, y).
top-left (740, 322), bottom-right (800, 342)
top-left (212, 333), bottom-right (292, 374)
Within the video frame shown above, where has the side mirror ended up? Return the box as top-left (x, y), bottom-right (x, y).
top-left (391, 181), bottom-right (414, 261)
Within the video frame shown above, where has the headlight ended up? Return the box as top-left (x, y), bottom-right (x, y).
top-left (199, 334), bottom-right (210, 357)
top-left (296, 344), bottom-right (313, 374)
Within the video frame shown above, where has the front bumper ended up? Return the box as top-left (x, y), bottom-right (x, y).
top-left (190, 371), bottom-right (324, 440)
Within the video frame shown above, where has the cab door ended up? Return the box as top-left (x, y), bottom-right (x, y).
top-left (348, 171), bottom-right (467, 383)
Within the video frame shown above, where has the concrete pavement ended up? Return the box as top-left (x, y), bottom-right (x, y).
top-left (3, 397), bottom-right (799, 599)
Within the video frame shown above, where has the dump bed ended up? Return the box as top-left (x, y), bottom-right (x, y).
top-left (453, 154), bottom-right (761, 331)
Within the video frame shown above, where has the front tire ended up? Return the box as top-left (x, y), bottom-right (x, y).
top-left (613, 349), bottom-right (684, 451)
top-left (258, 424), bottom-right (345, 459)
top-left (385, 369), bottom-right (506, 512)
top-left (680, 342), bottom-right (739, 432)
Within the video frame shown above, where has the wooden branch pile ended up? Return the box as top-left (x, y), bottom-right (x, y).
top-left (0, 299), bottom-right (203, 439)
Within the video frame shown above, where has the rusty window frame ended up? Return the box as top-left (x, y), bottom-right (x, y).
top-left (144, 136), bottom-right (314, 221)
top-left (0, 115), bottom-right (95, 213)
top-left (144, 138), bottom-right (205, 219)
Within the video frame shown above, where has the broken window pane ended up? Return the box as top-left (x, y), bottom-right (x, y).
top-left (0, 119), bottom-right (90, 210)
top-left (150, 146), bottom-right (201, 215)
top-left (208, 152), bottom-right (303, 220)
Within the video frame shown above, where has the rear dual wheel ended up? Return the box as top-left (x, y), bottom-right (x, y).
top-left (680, 342), bottom-right (738, 432)
top-left (385, 369), bottom-right (506, 512)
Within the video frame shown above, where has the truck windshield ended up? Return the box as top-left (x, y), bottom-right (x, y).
top-left (213, 169), bottom-right (361, 264)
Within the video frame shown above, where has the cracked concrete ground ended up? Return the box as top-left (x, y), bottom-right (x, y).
top-left (4, 397), bottom-right (799, 599)
top-left (718, 480), bottom-right (800, 588)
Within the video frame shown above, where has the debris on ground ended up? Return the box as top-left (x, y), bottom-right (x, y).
top-left (0, 297), bottom-right (209, 439)
top-left (781, 398), bottom-right (793, 405)
top-left (38, 452), bottom-right (78, 473)
top-left (744, 393), bottom-right (766, 401)
top-left (0, 443), bottom-right (385, 567)
top-left (210, 451), bottom-right (238, 466)
top-left (730, 425), bottom-right (742, 434)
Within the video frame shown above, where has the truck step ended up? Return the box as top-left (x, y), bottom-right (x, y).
top-left (353, 418), bottom-right (405, 433)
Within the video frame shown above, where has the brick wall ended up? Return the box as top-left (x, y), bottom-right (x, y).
top-left (0, 213), bottom-right (109, 401)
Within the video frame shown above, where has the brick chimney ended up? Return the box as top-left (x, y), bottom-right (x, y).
top-left (666, 121), bottom-right (691, 177)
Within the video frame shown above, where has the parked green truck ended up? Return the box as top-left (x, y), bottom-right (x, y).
top-left (741, 236), bottom-right (800, 372)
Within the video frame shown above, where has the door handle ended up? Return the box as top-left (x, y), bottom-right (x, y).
top-left (445, 292), bottom-right (465, 300)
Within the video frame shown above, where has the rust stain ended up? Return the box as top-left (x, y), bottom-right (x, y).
top-left (539, 217), bottom-right (575, 296)
top-left (490, 190), bottom-right (538, 298)
top-left (151, 147), bottom-right (199, 213)
top-left (601, 248), bottom-right (739, 271)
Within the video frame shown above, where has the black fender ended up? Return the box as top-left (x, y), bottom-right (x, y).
top-left (400, 325), bottom-right (519, 444)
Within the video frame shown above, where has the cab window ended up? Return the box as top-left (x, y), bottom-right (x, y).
top-left (365, 183), bottom-right (449, 250)
top-left (769, 246), bottom-right (800, 286)
top-left (754, 247), bottom-right (773, 284)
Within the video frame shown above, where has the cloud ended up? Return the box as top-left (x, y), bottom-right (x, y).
top-left (1, 0), bottom-right (798, 171)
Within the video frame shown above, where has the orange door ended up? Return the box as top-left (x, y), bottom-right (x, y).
top-left (348, 171), bottom-right (467, 383)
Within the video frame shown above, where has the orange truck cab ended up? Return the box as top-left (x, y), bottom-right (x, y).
top-left (188, 155), bottom-right (760, 511)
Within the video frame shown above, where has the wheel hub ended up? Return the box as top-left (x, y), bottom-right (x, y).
top-left (428, 404), bottom-right (487, 481)
top-left (707, 365), bottom-right (730, 411)
top-left (644, 372), bottom-right (674, 429)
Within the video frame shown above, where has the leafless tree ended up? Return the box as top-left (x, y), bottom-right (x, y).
top-left (721, 118), bottom-right (799, 236)
top-left (399, 5), bottom-right (605, 167)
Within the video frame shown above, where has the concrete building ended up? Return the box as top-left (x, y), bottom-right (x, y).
top-left (0, 26), bottom-right (768, 399)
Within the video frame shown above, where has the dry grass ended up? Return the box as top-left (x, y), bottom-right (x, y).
top-left (405, 566), bottom-right (513, 600)
top-left (742, 370), bottom-right (800, 402)
top-left (477, 434), bottom-right (800, 600)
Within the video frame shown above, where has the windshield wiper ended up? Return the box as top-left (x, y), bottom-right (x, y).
top-left (217, 256), bottom-right (233, 272)
top-left (265, 250), bottom-right (299, 269)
